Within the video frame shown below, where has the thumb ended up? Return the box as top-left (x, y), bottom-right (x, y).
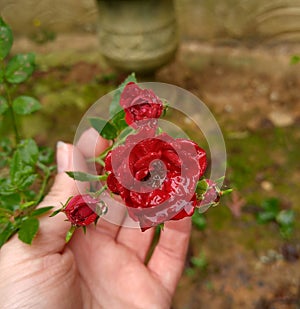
top-left (39, 141), bottom-right (88, 210)
top-left (35, 141), bottom-right (89, 251)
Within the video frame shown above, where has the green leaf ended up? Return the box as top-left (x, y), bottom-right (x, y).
top-left (192, 211), bottom-right (207, 230)
top-left (0, 137), bottom-right (12, 153)
top-left (18, 217), bottom-right (39, 244)
top-left (191, 252), bottom-right (207, 270)
top-left (0, 17), bottom-right (13, 60)
top-left (9, 145), bottom-right (37, 190)
top-left (109, 72), bottom-right (137, 117)
top-left (5, 53), bottom-right (35, 84)
top-left (17, 173), bottom-right (37, 190)
top-left (0, 178), bottom-right (15, 196)
top-left (66, 171), bottom-right (104, 182)
top-left (65, 225), bottom-right (76, 243)
top-left (89, 117), bottom-right (118, 140)
top-left (0, 222), bottom-right (16, 248)
top-left (38, 146), bottom-right (54, 165)
top-left (0, 207), bottom-right (13, 217)
top-left (0, 193), bottom-right (20, 211)
top-left (18, 139), bottom-right (39, 165)
top-left (276, 209), bottom-right (294, 226)
top-left (290, 55), bottom-right (300, 65)
top-left (31, 206), bottom-right (53, 217)
top-left (0, 67), bottom-right (3, 83)
top-left (0, 96), bottom-right (8, 115)
top-left (12, 96), bottom-right (41, 115)
top-left (20, 201), bottom-right (35, 209)
top-left (10, 150), bottom-right (24, 182)
top-left (110, 109), bottom-right (128, 132)
top-left (280, 225), bottom-right (293, 239)
top-left (256, 211), bottom-right (276, 224)
top-left (261, 198), bottom-right (280, 214)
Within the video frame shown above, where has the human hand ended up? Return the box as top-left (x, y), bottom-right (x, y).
top-left (0, 129), bottom-right (191, 309)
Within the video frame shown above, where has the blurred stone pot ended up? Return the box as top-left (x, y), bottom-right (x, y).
top-left (96, 0), bottom-right (178, 74)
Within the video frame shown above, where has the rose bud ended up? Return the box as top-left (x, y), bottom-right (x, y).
top-left (120, 82), bottom-right (163, 127)
top-left (64, 194), bottom-right (99, 226)
top-left (196, 179), bottom-right (221, 211)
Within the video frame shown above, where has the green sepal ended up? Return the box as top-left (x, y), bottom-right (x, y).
top-left (62, 196), bottom-right (73, 208)
top-left (195, 179), bottom-right (209, 196)
top-left (49, 208), bottom-right (63, 217)
top-left (221, 188), bottom-right (233, 196)
top-left (82, 226), bottom-right (87, 234)
top-left (65, 225), bottom-right (76, 243)
top-left (94, 216), bottom-right (100, 226)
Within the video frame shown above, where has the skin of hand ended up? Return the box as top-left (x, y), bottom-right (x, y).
top-left (0, 129), bottom-right (192, 309)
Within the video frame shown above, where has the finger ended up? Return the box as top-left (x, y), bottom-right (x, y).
top-left (76, 128), bottom-right (125, 238)
top-left (147, 218), bottom-right (192, 295)
top-left (90, 194), bottom-right (127, 239)
top-left (117, 224), bottom-right (155, 261)
top-left (35, 142), bottom-right (89, 251)
top-left (76, 127), bottom-right (109, 159)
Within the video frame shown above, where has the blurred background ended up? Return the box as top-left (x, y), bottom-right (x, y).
top-left (0, 0), bottom-right (299, 308)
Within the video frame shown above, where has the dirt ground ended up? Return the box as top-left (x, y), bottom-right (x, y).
top-left (7, 34), bottom-right (300, 309)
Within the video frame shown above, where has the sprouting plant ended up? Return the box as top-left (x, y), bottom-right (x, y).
top-left (185, 250), bottom-right (208, 277)
top-left (290, 55), bottom-right (300, 65)
top-left (0, 17), bottom-right (55, 247)
top-left (256, 198), bottom-right (295, 239)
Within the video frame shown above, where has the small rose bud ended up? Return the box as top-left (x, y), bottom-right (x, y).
top-left (64, 194), bottom-right (99, 226)
top-left (197, 179), bottom-right (221, 208)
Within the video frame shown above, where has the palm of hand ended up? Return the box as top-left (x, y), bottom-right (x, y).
top-left (0, 210), bottom-right (190, 309)
top-left (0, 132), bottom-right (191, 309)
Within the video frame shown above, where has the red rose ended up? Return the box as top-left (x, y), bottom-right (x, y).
top-left (105, 132), bottom-right (207, 230)
top-left (120, 82), bottom-right (163, 127)
top-left (64, 194), bottom-right (99, 226)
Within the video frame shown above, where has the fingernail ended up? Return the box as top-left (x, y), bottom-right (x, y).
top-left (57, 141), bottom-right (70, 173)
